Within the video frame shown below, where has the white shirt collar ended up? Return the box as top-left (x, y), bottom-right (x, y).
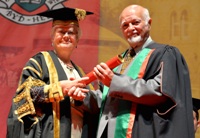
top-left (134, 36), bottom-right (153, 53)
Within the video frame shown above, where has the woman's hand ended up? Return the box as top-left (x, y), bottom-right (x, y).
top-left (60, 77), bottom-right (89, 100)
top-left (67, 86), bottom-right (89, 101)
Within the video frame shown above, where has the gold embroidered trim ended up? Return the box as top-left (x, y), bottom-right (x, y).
top-left (14, 102), bottom-right (34, 122)
top-left (14, 89), bottom-right (28, 103)
top-left (23, 66), bottom-right (42, 79)
top-left (44, 82), bottom-right (63, 102)
top-left (53, 102), bottom-right (60, 138)
top-left (14, 76), bottom-right (45, 122)
top-left (18, 57), bottom-right (43, 86)
top-left (30, 58), bottom-right (43, 74)
top-left (50, 82), bottom-right (63, 102)
top-left (41, 51), bottom-right (62, 138)
top-left (75, 8), bottom-right (86, 21)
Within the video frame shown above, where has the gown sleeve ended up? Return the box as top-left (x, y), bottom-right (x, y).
top-left (108, 46), bottom-right (188, 115)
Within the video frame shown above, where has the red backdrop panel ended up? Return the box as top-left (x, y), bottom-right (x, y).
top-left (0, 0), bottom-right (99, 137)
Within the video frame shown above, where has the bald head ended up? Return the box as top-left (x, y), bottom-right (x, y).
top-left (119, 5), bottom-right (150, 25)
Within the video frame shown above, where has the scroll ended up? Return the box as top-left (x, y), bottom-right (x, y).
top-left (83, 55), bottom-right (124, 85)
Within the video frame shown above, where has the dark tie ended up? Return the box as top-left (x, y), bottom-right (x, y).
top-left (120, 49), bottom-right (136, 74)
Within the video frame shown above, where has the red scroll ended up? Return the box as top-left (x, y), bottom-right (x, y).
top-left (83, 55), bottom-right (124, 85)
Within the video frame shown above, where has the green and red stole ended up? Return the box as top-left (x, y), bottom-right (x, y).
top-left (100, 48), bottom-right (155, 138)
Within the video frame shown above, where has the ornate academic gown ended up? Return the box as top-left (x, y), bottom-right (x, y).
top-left (97, 42), bottom-right (194, 138)
top-left (6, 50), bottom-right (101, 138)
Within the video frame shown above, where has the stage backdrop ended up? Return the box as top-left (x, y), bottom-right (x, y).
top-left (1, 0), bottom-right (200, 138)
top-left (0, 0), bottom-right (100, 137)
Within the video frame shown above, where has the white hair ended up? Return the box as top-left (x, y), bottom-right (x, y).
top-left (143, 8), bottom-right (151, 25)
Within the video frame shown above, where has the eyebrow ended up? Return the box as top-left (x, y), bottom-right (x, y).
top-left (121, 21), bottom-right (126, 26)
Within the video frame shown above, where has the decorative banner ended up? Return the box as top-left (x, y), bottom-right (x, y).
top-left (0, 8), bottom-right (52, 25)
top-left (0, 0), bottom-right (67, 25)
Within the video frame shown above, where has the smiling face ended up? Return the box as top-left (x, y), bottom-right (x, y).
top-left (119, 5), bottom-right (151, 49)
top-left (51, 20), bottom-right (80, 60)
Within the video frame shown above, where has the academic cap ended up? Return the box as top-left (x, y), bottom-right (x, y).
top-left (37, 7), bottom-right (93, 21)
top-left (193, 98), bottom-right (200, 119)
top-left (193, 98), bottom-right (200, 111)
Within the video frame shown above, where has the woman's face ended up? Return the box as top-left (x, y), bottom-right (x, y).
top-left (51, 24), bottom-right (79, 55)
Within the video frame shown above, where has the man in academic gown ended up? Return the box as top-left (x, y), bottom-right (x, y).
top-left (93, 4), bottom-right (194, 138)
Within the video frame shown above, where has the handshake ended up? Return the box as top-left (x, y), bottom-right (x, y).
top-left (82, 55), bottom-right (124, 85)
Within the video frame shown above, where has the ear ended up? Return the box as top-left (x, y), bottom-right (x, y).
top-left (148, 18), bottom-right (152, 25)
top-left (147, 18), bottom-right (152, 29)
top-left (197, 121), bottom-right (200, 128)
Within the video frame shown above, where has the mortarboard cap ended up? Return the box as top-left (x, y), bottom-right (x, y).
top-left (193, 98), bottom-right (200, 120)
top-left (37, 7), bottom-right (93, 22)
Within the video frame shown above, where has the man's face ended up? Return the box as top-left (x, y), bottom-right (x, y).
top-left (120, 6), bottom-right (151, 48)
top-left (51, 24), bottom-right (79, 54)
top-left (193, 111), bottom-right (200, 133)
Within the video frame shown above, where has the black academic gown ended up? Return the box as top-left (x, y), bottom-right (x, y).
top-left (131, 43), bottom-right (194, 138)
top-left (97, 43), bottom-right (194, 138)
top-left (6, 50), bottom-right (100, 138)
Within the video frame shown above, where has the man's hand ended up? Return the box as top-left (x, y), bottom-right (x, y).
top-left (93, 62), bottom-right (114, 87)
